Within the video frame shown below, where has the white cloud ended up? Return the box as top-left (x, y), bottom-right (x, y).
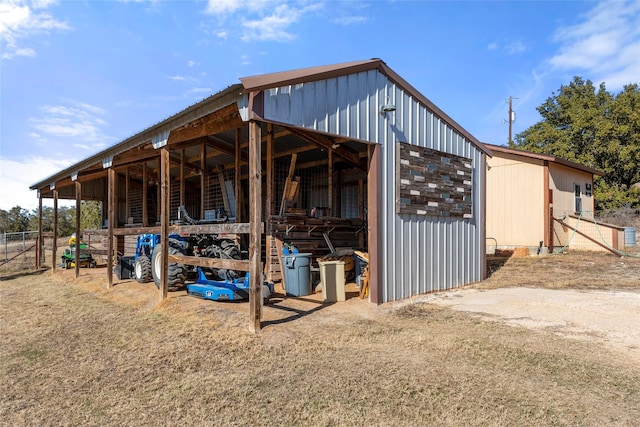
top-left (332, 15), bottom-right (367, 26)
top-left (548, 0), bottom-right (640, 90)
top-left (206, 0), bottom-right (267, 15)
top-left (240, 4), bottom-right (303, 42)
top-left (505, 41), bottom-right (526, 55)
top-left (29, 100), bottom-right (110, 150)
top-left (0, 0), bottom-right (70, 59)
top-left (204, 1), bottom-right (321, 43)
top-left (0, 156), bottom-right (74, 211)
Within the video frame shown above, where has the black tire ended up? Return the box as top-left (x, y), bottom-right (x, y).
top-left (210, 242), bottom-right (243, 281)
top-left (151, 238), bottom-right (186, 289)
top-left (134, 255), bottom-right (152, 283)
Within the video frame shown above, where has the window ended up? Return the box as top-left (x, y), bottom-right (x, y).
top-left (574, 184), bottom-right (582, 213)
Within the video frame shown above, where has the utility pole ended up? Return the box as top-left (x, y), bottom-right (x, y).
top-left (505, 96), bottom-right (518, 146)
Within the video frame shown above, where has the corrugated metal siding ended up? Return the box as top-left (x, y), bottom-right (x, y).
top-left (253, 69), bottom-right (484, 303)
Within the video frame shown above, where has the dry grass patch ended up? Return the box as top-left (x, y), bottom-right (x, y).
top-left (483, 251), bottom-right (640, 290)
top-left (2, 261), bottom-right (640, 426)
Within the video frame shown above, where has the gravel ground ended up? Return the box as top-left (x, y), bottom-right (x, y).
top-left (416, 287), bottom-right (640, 364)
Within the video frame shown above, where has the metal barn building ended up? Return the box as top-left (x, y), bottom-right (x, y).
top-left (31, 59), bottom-right (490, 330)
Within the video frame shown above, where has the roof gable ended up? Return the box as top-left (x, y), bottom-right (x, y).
top-left (485, 143), bottom-right (604, 176)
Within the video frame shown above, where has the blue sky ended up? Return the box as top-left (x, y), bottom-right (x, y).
top-left (1, 0), bottom-right (639, 211)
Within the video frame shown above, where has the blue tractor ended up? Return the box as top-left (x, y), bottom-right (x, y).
top-left (132, 206), bottom-right (272, 302)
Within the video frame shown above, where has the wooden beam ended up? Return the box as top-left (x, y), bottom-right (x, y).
top-left (107, 168), bottom-right (115, 288)
top-left (286, 126), bottom-right (365, 170)
top-left (543, 161), bottom-right (550, 248)
top-left (37, 196), bottom-right (43, 269)
top-left (368, 144), bottom-right (382, 304)
top-left (160, 147), bottom-right (170, 300)
top-left (75, 180), bottom-right (81, 279)
top-left (168, 254), bottom-right (250, 271)
top-left (265, 123), bottom-right (274, 282)
top-left (180, 150), bottom-right (185, 207)
top-left (358, 179), bottom-right (365, 248)
top-left (235, 128), bottom-right (242, 221)
top-left (125, 168), bottom-right (130, 223)
top-left (52, 190), bottom-right (58, 273)
top-left (248, 120), bottom-right (262, 333)
top-left (554, 217), bottom-right (622, 256)
top-left (167, 104), bottom-right (244, 145)
top-left (328, 150), bottom-right (333, 215)
top-left (98, 222), bottom-right (257, 236)
top-left (112, 144), bottom-right (158, 167)
top-left (200, 142), bottom-right (206, 219)
top-left (208, 135), bottom-right (248, 162)
top-left (142, 163), bottom-right (148, 227)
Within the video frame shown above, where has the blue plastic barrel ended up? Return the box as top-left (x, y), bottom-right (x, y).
top-left (624, 227), bottom-right (636, 247)
top-left (283, 253), bottom-right (312, 296)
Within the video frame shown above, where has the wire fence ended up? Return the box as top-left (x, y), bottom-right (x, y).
top-left (1, 231), bottom-right (40, 271)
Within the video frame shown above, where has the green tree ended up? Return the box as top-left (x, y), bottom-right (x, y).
top-left (514, 77), bottom-right (640, 210)
top-left (0, 206), bottom-right (31, 233)
top-left (80, 201), bottom-right (103, 230)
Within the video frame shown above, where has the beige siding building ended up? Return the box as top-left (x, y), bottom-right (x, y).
top-left (486, 144), bottom-right (625, 253)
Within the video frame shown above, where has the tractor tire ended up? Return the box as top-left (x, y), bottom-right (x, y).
top-left (212, 243), bottom-right (243, 281)
top-left (134, 255), bottom-right (152, 283)
top-left (151, 238), bottom-right (186, 290)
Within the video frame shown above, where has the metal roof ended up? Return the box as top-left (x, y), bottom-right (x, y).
top-left (484, 143), bottom-right (604, 176)
top-left (241, 58), bottom-right (492, 157)
top-left (30, 84), bottom-right (244, 191)
top-left (32, 59), bottom-right (492, 192)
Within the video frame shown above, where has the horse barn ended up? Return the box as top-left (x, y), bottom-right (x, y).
top-left (30, 59), bottom-right (490, 331)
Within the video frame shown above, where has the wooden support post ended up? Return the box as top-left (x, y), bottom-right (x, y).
top-left (543, 162), bottom-right (550, 248)
top-left (142, 162), bottom-right (148, 227)
top-left (107, 168), bottom-right (115, 288)
top-left (358, 179), bottom-right (365, 248)
top-left (265, 123), bottom-right (274, 282)
top-left (548, 206), bottom-right (554, 253)
top-left (125, 168), bottom-right (130, 223)
top-left (160, 147), bottom-right (170, 300)
top-left (52, 190), bottom-right (58, 273)
top-left (37, 196), bottom-right (43, 269)
top-left (328, 150), bottom-right (333, 216)
top-left (74, 180), bottom-right (81, 279)
top-left (200, 142), bottom-right (206, 219)
top-left (367, 144), bottom-right (382, 304)
top-left (248, 120), bottom-right (262, 333)
top-left (235, 128), bottom-right (242, 221)
top-left (156, 175), bottom-right (161, 224)
top-left (180, 149), bottom-right (185, 208)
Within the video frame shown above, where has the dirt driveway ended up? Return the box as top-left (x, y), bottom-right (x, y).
top-left (412, 287), bottom-right (640, 363)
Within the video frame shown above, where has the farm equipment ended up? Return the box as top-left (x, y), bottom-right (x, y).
top-left (132, 206), bottom-right (272, 302)
top-left (61, 234), bottom-right (96, 269)
top-left (186, 269), bottom-right (274, 303)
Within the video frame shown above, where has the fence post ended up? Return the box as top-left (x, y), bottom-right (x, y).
top-left (3, 232), bottom-right (7, 261)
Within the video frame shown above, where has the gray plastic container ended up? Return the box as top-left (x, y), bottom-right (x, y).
top-left (624, 227), bottom-right (636, 247)
top-left (283, 253), bottom-right (312, 297)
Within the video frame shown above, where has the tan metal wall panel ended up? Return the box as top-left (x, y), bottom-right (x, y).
top-left (486, 154), bottom-right (545, 247)
top-left (549, 163), bottom-right (595, 216)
